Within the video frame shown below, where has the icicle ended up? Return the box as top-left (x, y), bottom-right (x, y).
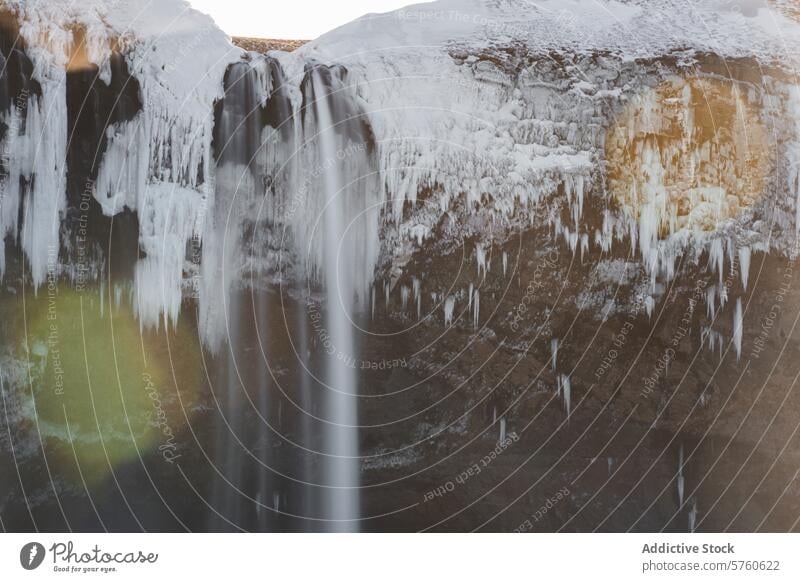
top-left (738, 246), bottom-right (751, 291)
top-left (502, 251), bottom-right (508, 277)
top-left (444, 296), bottom-right (456, 327)
top-left (790, 86), bottom-right (800, 247)
top-left (645, 296), bottom-right (655, 319)
top-left (719, 283), bottom-right (728, 310)
top-left (371, 286), bottom-right (376, 320)
top-left (468, 283), bottom-right (474, 311)
top-left (667, 247), bottom-right (679, 281)
top-left (727, 237), bottom-right (736, 267)
top-left (567, 229), bottom-right (578, 254)
top-left (499, 417), bottom-right (507, 443)
top-left (708, 239), bottom-right (724, 284)
top-left (607, 457), bottom-right (613, 475)
top-left (706, 285), bottom-right (717, 318)
top-left (401, 285), bottom-right (410, 311)
top-left (575, 174), bottom-right (586, 223)
top-left (0, 86), bottom-right (68, 288)
top-left (473, 290), bottom-right (480, 328)
top-left (677, 443), bottom-right (685, 507)
top-left (413, 277), bottom-right (422, 319)
top-left (733, 298), bottom-right (743, 360)
top-left (384, 281), bottom-right (390, 309)
top-left (560, 374), bottom-right (571, 417)
top-left (580, 233), bottom-right (589, 262)
top-left (551, 338), bottom-right (559, 373)
top-left (476, 243), bottom-right (488, 280)
top-left (688, 498), bottom-right (698, 533)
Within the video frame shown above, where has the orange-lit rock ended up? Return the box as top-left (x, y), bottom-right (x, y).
top-left (606, 76), bottom-right (771, 237)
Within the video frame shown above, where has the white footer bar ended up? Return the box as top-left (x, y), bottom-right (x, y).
top-left (1, 534), bottom-right (798, 581)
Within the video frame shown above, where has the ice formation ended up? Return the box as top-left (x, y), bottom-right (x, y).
top-left (472, 290), bottom-right (480, 328)
top-left (677, 443), bottom-right (685, 507)
top-left (557, 374), bottom-right (572, 417)
top-left (551, 338), bottom-right (559, 373)
top-left (0, 0), bottom-right (798, 344)
top-left (3, 0), bottom-right (800, 538)
top-left (0, 0), bottom-right (240, 328)
top-left (476, 243), bottom-right (488, 280)
top-left (295, 0), bottom-right (800, 312)
top-left (738, 247), bottom-right (751, 291)
top-left (413, 276), bottom-right (422, 319)
top-left (733, 298), bottom-right (744, 360)
top-left (444, 295), bottom-right (455, 327)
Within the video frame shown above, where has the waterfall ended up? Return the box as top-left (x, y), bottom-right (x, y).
top-left (198, 57), bottom-right (381, 531)
top-left (204, 60), bottom-right (277, 531)
top-left (307, 66), bottom-right (373, 532)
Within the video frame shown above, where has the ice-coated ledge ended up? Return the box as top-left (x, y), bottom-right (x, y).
top-left (1, 0), bottom-right (799, 348)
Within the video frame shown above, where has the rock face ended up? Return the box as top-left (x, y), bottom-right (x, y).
top-left (231, 37), bottom-right (307, 53)
top-left (2, 0), bottom-right (800, 532)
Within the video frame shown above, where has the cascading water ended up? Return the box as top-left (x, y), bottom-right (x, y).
top-left (302, 65), bottom-right (379, 532)
top-left (206, 61), bottom-right (263, 531)
top-left (197, 55), bottom-right (379, 531)
top-left (318, 94), bottom-right (360, 530)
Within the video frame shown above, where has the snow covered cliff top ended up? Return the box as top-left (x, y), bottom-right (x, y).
top-left (304, 0), bottom-right (800, 64)
top-left (4, 0), bottom-right (241, 121)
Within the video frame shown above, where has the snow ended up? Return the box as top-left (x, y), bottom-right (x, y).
top-left (290, 3), bottom-right (800, 347)
top-left (3, 0), bottom-right (800, 346)
top-left (292, 0), bottom-right (800, 337)
top-left (7, 0), bottom-right (241, 128)
top-left (306, 0), bottom-right (800, 60)
top-left (0, 0), bottom-right (240, 304)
